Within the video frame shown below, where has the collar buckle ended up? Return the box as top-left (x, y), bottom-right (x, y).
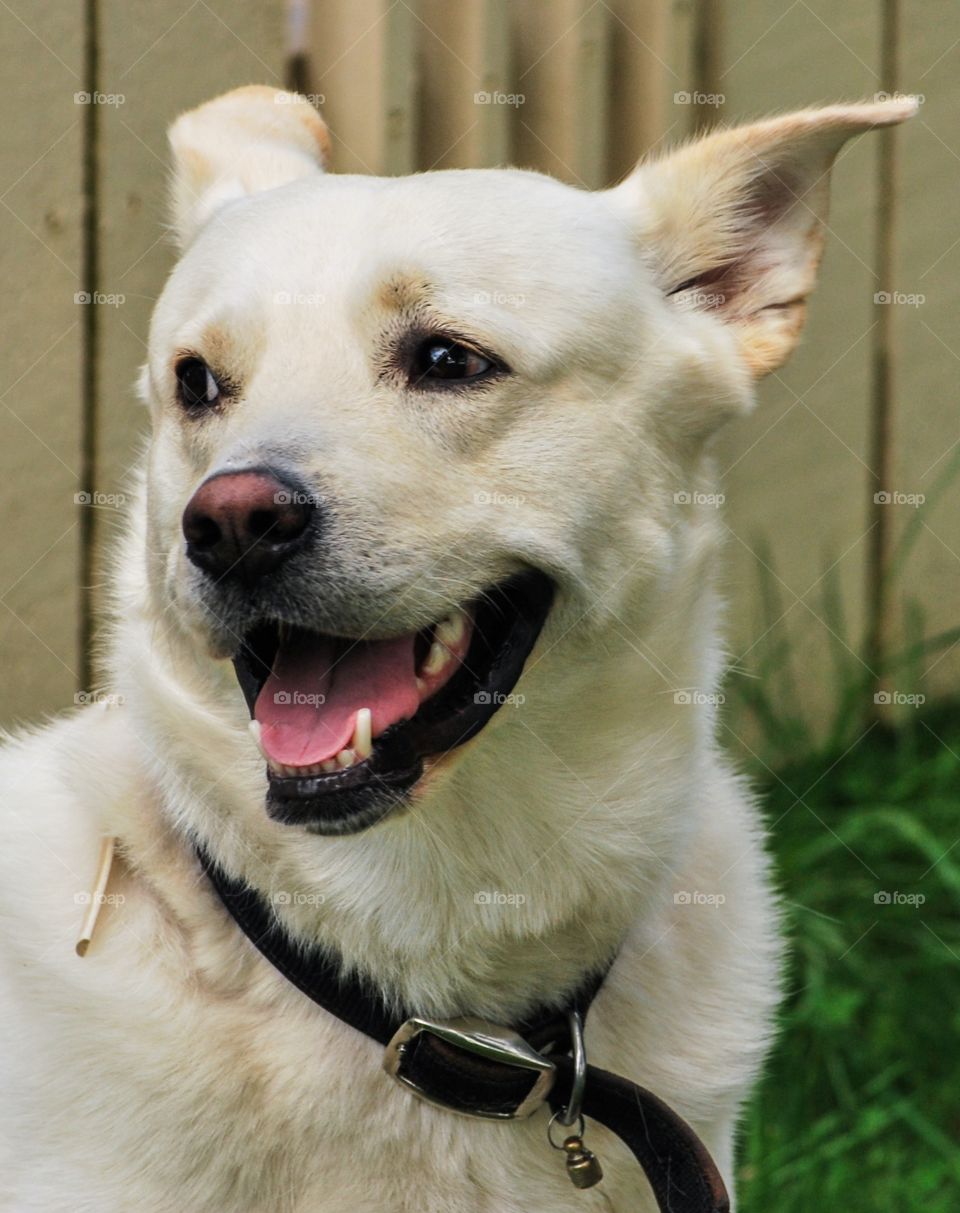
top-left (383, 1015), bottom-right (556, 1120)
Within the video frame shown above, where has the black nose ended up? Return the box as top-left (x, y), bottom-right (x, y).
top-left (182, 469), bottom-right (314, 583)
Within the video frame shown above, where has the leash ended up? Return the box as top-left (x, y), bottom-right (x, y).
top-left (197, 846), bottom-right (729, 1212)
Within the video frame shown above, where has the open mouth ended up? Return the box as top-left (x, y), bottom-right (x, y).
top-left (232, 570), bottom-right (554, 834)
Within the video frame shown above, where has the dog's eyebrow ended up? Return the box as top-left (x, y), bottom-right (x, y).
top-left (374, 271), bottom-right (435, 314)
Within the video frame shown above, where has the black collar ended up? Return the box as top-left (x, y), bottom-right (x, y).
top-left (198, 844), bottom-right (730, 1213)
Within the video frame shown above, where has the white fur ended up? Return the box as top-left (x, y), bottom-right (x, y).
top-left (0, 89), bottom-right (914, 1212)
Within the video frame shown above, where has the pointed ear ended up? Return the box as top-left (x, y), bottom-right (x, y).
top-left (613, 100), bottom-right (917, 377)
top-left (167, 86), bottom-right (331, 248)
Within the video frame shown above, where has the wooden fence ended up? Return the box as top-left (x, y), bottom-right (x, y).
top-left (1, 0), bottom-right (957, 732)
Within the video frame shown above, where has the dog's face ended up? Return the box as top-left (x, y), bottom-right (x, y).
top-left (139, 87), bottom-right (914, 835)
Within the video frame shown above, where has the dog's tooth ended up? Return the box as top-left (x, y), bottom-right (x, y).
top-left (352, 708), bottom-right (372, 760)
top-left (321, 759), bottom-right (338, 774)
top-left (421, 640), bottom-right (450, 677)
top-left (434, 610), bottom-right (466, 651)
top-left (335, 748), bottom-right (356, 768)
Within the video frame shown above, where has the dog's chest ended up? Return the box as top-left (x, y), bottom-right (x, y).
top-left (18, 947), bottom-right (646, 1213)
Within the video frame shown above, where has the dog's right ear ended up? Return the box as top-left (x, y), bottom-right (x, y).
top-left (167, 86), bottom-right (331, 248)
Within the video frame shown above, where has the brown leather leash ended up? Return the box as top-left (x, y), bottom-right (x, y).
top-left (198, 845), bottom-right (730, 1212)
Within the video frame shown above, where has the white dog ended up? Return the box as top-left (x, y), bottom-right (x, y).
top-left (0, 87), bottom-right (915, 1213)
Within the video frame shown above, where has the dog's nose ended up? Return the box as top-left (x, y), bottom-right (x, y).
top-left (182, 470), bottom-right (313, 583)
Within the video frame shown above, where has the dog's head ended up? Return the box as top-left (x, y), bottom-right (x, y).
top-left (139, 86), bottom-right (915, 836)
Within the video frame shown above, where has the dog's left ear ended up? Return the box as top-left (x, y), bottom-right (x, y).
top-left (167, 85), bottom-right (331, 248)
top-left (613, 100), bottom-right (917, 377)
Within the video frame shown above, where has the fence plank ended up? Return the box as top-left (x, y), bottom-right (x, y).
top-left (416, 0), bottom-right (511, 170)
top-left (90, 1), bottom-right (288, 653)
top-left (311, 0), bottom-right (418, 175)
top-left (716, 1), bottom-right (885, 727)
top-left (0, 2), bottom-right (85, 727)
top-left (893, 1), bottom-right (960, 699)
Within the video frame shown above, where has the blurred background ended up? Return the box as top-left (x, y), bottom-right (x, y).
top-left (1, 1), bottom-right (958, 1207)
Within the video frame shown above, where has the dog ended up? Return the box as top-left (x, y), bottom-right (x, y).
top-left (0, 87), bottom-right (915, 1212)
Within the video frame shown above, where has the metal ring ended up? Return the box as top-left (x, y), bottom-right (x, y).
top-left (547, 1109), bottom-right (585, 1149)
top-left (557, 1009), bottom-right (587, 1126)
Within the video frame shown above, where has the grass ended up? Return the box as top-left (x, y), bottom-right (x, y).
top-left (733, 697), bottom-right (960, 1209)
top-left (725, 450), bottom-right (960, 1209)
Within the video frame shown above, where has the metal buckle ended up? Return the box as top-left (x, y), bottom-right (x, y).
top-left (383, 1015), bottom-right (556, 1120)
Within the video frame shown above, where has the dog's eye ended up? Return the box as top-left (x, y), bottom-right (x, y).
top-left (175, 357), bottom-right (221, 412)
top-left (410, 338), bottom-right (497, 386)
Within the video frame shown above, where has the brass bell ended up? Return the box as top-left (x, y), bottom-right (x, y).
top-left (562, 1135), bottom-right (604, 1189)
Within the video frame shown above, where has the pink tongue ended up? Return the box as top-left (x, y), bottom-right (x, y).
top-left (254, 632), bottom-right (422, 766)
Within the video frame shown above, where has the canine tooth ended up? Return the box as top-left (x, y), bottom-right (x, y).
top-left (421, 640), bottom-right (449, 677)
top-left (434, 611), bottom-right (466, 651)
top-left (352, 708), bottom-right (372, 759)
top-left (336, 748), bottom-right (355, 768)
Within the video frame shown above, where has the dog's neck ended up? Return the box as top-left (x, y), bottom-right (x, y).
top-left (107, 513), bottom-right (724, 1022)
